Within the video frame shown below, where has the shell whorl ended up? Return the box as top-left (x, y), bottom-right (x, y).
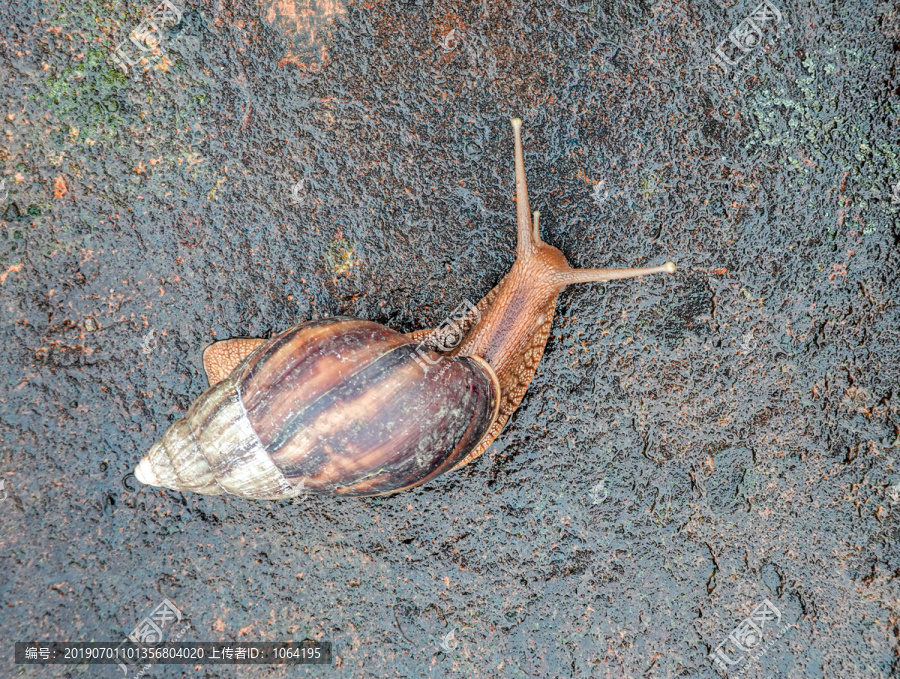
top-left (136, 318), bottom-right (501, 498)
top-left (136, 373), bottom-right (298, 499)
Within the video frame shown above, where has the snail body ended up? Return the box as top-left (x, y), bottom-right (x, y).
top-left (135, 119), bottom-right (675, 498)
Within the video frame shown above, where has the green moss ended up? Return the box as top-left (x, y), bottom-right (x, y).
top-left (324, 237), bottom-right (357, 274)
top-left (745, 53), bottom-right (900, 206)
top-left (38, 47), bottom-right (133, 146)
top-left (640, 172), bottom-right (659, 199)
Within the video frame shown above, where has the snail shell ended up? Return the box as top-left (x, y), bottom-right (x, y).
top-left (135, 317), bottom-right (501, 498)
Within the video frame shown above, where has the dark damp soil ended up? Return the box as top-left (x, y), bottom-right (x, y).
top-left (2, 0), bottom-right (899, 677)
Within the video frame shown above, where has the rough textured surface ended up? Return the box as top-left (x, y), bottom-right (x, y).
top-left (1, 0), bottom-right (899, 677)
top-left (202, 337), bottom-right (266, 386)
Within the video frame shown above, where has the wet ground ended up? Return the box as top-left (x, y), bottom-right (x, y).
top-left (2, 0), bottom-right (899, 677)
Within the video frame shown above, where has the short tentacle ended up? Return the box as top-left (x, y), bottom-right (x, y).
top-left (532, 210), bottom-right (544, 247)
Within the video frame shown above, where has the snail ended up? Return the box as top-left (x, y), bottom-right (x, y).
top-left (134, 118), bottom-right (675, 499)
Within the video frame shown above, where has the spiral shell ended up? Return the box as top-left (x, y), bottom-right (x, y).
top-left (135, 318), bottom-right (501, 498)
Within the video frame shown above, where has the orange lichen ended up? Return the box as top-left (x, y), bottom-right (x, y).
top-left (261, 0), bottom-right (346, 69)
top-left (0, 262), bottom-right (24, 285)
top-left (53, 175), bottom-right (68, 198)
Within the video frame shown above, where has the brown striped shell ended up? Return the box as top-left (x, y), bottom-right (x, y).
top-left (135, 318), bottom-right (501, 498)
